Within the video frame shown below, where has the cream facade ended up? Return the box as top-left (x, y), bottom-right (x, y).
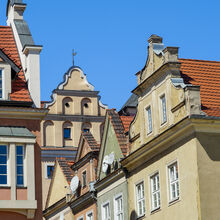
top-left (121, 35), bottom-right (220, 219)
top-left (41, 66), bottom-right (107, 208)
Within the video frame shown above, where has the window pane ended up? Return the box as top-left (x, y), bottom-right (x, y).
top-left (0, 156), bottom-right (7, 164)
top-left (16, 146), bottom-right (23, 155)
top-left (0, 165), bottom-right (7, 174)
top-left (0, 175), bottom-right (7, 184)
top-left (64, 128), bottom-right (71, 139)
top-left (16, 156), bottom-right (23, 165)
top-left (17, 166), bottom-right (23, 175)
top-left (0, 145), bottom-right (7, 154)
top-left (17, 175), bottom-right (24, 185)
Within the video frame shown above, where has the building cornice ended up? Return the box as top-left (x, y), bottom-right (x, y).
top-left (122, 115), bottom-right (220, 172)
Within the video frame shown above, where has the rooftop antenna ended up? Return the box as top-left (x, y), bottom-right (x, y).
top-left (72, 49), bottom-right (77, 66)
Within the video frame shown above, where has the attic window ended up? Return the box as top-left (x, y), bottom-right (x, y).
top-left (84, 103), bottom-right (88, 108)
top-left (65, 102), bottom-right (70, 108)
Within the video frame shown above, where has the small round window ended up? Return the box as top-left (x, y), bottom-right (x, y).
top-left (65, 102), bottom-right (70, 108)
top-left (84, 103), bottom-right (89, 108)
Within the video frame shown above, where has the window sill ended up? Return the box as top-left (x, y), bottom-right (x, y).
top-left (136, 214), bottom-right (145, 220)
top-left (16, 186), bottom-right (27, 189)
top-left (150, 207), bottom-right (161, 214)
top-left (0, 186), bottom-right (11, 189)
top-left (168, 197), bottom-right (180, 206)
top-left (64, 138), bottom-right (72, 140)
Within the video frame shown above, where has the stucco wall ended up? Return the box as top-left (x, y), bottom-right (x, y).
top-left (196, 133), bottom-right (220, 220)
top-left (97, 178), bottom-right (128, 220)
top-left (128, 137), bottom-right (199, 220)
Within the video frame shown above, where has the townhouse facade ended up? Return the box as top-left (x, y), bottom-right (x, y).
top-left (0, 0), bottom-right (47, 219)
top-left (121, 35), bottom-right (220, 219)
top-left (41, 65), bottom-right (107, 208)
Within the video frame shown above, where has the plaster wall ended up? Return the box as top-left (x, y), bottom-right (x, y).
top-left (74, 203), bottom-right (96, 220)
top-left (128, 137), bottom-right (199, 220)
top-left (196, 133), bottom-right (220, 220)
top-left (97, 178), bottom-right (128, 220)
top-left (47, 165), bottom-right (69, 208)
top-left (130, 77), bottom-right (187, 152)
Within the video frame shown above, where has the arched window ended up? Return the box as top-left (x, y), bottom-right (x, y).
top-left (63, 121), bottom-right (73, 147)
top-left (62, 97), bottom-right (73, 115)
top-left (81, 98), bottom-right (91, 115)
top-left (100, 122), bottom-right (105, 141)
top-left (82, 122), bottom-right (92, 133)
top-left (43, 120), bottom-right (54, 146)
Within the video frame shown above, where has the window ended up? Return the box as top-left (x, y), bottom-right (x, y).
top-left (0, 145), bottom-right (7, 185)
top-left (102, 202), bottom-right (110, 220)
top-left (16, 145), bottom-right (24, 186)
top-left (168, 162), bottom-right (179, 202)
top-left (160, 95), bottom-right (167, 124)
top-left (83, 128), bottom-right (90, 133)
top-left (77, 216), bottom-right (84, 220)
top-left (150, 173), bottom-right (160, 211)
top-left (86, 211), bottom-right (93, 220)
top-left (146, 106), bottom-right (152, 134)
top-left (0, 69), bottom-right (2, 98)
top-left (82, 170), bottom-right (87, 187)
top-left (47, 165), bottom-right (54, 179)
top-left (64, 128), bottom-right (71, 139)
top-left (136, 182), bottom-right (145, 217)
top-left (114, 195), bottom-right (123, 220)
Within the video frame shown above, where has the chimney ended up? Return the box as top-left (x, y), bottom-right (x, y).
top-left (163, 47), bottom-right (179, 63)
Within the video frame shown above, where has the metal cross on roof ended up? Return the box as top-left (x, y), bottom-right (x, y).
top-left (72, 49), bottom-right (77, 66)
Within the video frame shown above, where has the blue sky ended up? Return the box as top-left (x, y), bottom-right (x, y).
top-left (1, 0), bottom-right (220, 110)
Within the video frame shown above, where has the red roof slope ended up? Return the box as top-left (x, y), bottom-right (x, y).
top-left (0, 26), bottom-right (32, 102)
top-left (179, 59), bottom-right (220, 117)
top-left (120, 116), bottom-right (134, 133)
top-left (107, 109), bottom-right (129, 156)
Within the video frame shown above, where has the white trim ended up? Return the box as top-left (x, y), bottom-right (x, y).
top-left (101, 200), bottom-right (111, 220)
top-left (0, 68), bottom-right (4, 99)
top-left (114, 193), bottom-right (123, 220)
top-left (149, 172), bottom-right (160, 212)
top-left (167, 161), bottom-right (180, 203)
top-left (44, 162), bottom-right (55, 179)
top-left (86, 210), bottom-right (93, 220)
top-left (135, 180), bottom-right (146, 217)
top-left (77, 215), bottom-right (84, 220)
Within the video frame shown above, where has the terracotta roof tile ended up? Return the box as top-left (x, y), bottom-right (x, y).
top-left (0, 26), bottom-right (32, 102)
top-left (179, 58), bottom-right (220, 117)
top-left (120, 116), bottom-right (134, 133)
top-left (107, 109), bottom-right (129, 156)
top-left (82, 132), bottom-right (99, 151)
top-left (58, 159), bottom-right (74, 184)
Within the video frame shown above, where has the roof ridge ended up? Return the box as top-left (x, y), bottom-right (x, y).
top-left (179, 58), bottom-right (220, 63)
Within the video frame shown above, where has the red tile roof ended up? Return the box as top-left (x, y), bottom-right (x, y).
top-left (120, 116), bottom-right (134, 133)
top-left (82, 132), bottom-right (100, 151)
top-left (57, 159), bottom-right (74, 184)
top-left (107, 109), bottom-right (129, 156)
top-left (0, 26), bottom-right (32, 102)
top-left (179, 58), bottom-right (220, 117)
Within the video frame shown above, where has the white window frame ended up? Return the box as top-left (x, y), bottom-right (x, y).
top-left (82, 170), bottom-right (87, 187)
top-left (0, 144), bottom-right (9, 186)
top-left (168, 161), bottom-right (179, 202)
top-left (150, 172), bottom-right (160, 211)
top-left (77, 215), bottom-right (84, 220)
top-left (145, 105), bottom-right (153, 134)
top-left (44, 162), bottom-right (55, 179)
top-left (86, 210), bottom-right (93, 220)
top-left (16, 145), bottom-right (25, 186)
top-left (160, 94), bottom-right (167, 125)
top-left (102, 200), bottom-right (110, 220)
top-left (135, 181), bottom-right (145, 217)
top-left (114, 193), bottom-right (123, 220)
top-left (0, 68), bottom-right (5, 100)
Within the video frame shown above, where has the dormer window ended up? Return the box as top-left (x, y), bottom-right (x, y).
top-left (160, 95), bottom-right (167, 124)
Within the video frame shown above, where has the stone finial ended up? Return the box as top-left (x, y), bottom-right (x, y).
top-left (163, 47), bottom-right (179, 63)
top-left (148, 34), bottom-right (163, 44)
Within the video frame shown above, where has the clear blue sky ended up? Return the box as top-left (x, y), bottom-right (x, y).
top-left (1, 0), bottom-right (220, 110)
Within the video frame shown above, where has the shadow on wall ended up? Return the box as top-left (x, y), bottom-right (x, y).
top-left (130, 210), bottom-right (138, 220)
